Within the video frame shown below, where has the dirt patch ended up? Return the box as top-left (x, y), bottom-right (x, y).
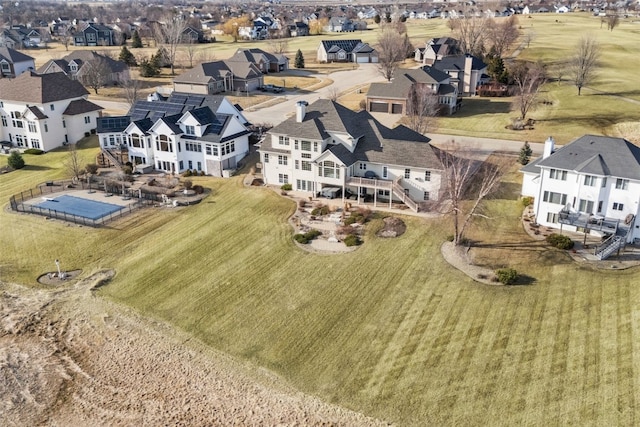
top-left (376, 217), bottom-right (406, 238)
top-left (37, 269), bottom-right (82, 286)
top-left (0, 272), bottom-right (383, 426)
top-left (440, 242), bottom-right (502, 285)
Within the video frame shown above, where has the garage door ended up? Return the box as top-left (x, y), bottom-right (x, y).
top-left (391, 104), bottom-right (403, 114)
top-left (369, 102), bottom-right (388, 113)
top-left (356, 55), bottom-right (369, 63)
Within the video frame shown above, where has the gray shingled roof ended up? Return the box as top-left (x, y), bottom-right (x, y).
top-left (0, 71), bottom-right (89, 103)
top-left (523, 135), bottom-right (640, 181)
top-left (367, 66), bottom-right (451, 99)
top-left (0, 46), bottom-right (34, 64)
top-left (433, 54), bottom-right (486, 72)
top-left (63, 99), bottom-right (103, 115)
top-left (26, 105), bottom-right (48, 119)
top-left (263, 99), bottom-right (442, 170)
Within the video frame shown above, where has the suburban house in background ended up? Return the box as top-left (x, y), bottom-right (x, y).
top-left (258, 99), bottom-right (443, 212)
top-left (521, 135), bottom-right (640, 259)
top-left (173, 60), bottom-right (264, 94)
top-left (367, 66), bottom-right (459, 115)
top-left (418, 37), bottom-right (460, 65)
top-left (323, 17), bottom-right (367, 33)
top-left (37, 51), bottom-right (129, 86)
top-left (229, 48), bottom-right (288, 73)
top-left (97, 93), bottom-right (251, 177)
top-left (288, 22), bottom-right (309, 37)
top-left (73, 22), bottom-right (115, 46)
top-left (432, 54), bottom-right (488, 97)
top-left (0, 47), bottom-right (35, 78)
top-left (317, 40), bottom-right (377, 63)
top-left (0, 72), bottom-right (103, 151)
top-left (0, 26), bottom-right (42, 49)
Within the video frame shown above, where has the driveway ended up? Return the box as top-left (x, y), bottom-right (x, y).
top-left (242, 63), bottom-right (385, 126)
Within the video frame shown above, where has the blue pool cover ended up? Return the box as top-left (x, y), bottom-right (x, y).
top-left (36, 194), bottom-right (126, 221)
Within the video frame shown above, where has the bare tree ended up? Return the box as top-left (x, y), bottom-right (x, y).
top-left (523, 30), bottom-right (536, 49)
top-left (268, 38), bottom-right (290, 54)
top-left (439, 143), bottom-right (508, 245)
top-left (327, 87), bottom-right (339, 101)
top-left (606, 14), bottom-right (620, 31)
top-left (59, 26), bottom-right (72, 51)
top-left (406, 84), bottom-right (439, 134)
top-left (197, 48), bottom-right (217, 64)
top-left (448, 14), bottom-right (489, 57)
top-left (182, 39), bottom-right (198, 68)
top-left (65, 144), bottom-right (85, 181)
top-left (120, 75), bottom-right (142, 106)
top-left (79, 57), bottom-right (112, 95)
top-left (376, 27), bottom-right (407, 81)
top-left (510, 61), bottom-right (546, 120)
top-left (487, 15), bottom-right (520, 57)
top-left (570, 34), bottom-right (600, 95)
top-left (154, 13), bottom-right (188, 75)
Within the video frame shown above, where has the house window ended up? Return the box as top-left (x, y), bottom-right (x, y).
top-left (382, 166), bottom-right (388, 179)
top-left (359, 163), bottom-right (367, 170)
top-left (50, 104), bottom-right (55, 111)
top-left (185, 142), bottom-right (201, 152)
top-left (185, 125), bottom-right (195, 135)
top-left (404, 168), bottom-right (411, 179)
top-left (601, 177), bottom-right (607, 188)
top-left (205, 144), bottom-right (212, 155)
top-left (578, 199), bottom-right (594, 214)
top-left (301, 153), bottom-right (311, 159)
top-left (212, 146), bottom-right (219, 156)
top-left (84, 116), bottom-right (91, 124)
top-left (156, 135), bottom-right (171, 152)
top-left (320, 161), bottom-right (339, 179)
top-left (295, 160), bottom-right (299, 169)
top-left (131, 134), bottom-right (142, 148)
top-left (546, 212), bottom-right (559, 223)
top-left (583, 175), bottom-right (596, 186)
top-left (264, 153), bottom-right (269, 163)
top-left (615, 179), bottom-right (629, 190)
top-left (30, 139), bottom-right (40, 149)
top-left (278, 136), bottom-right (289, 145)
top-left (378, 189), bottom-right (390, 196)
top-left (197, 162), bottom-right (201, 171)
top-left (425, 171), bottom-right (431, 181)
top-left (179, 160), bottom-right (184, 170)
top-left (598, 201), bottom-right (603, 213)
top-left (278, 173), bottom-right (289, 184)
top-left (10, 112), bottom-right (23, 128)
top-left (1, 116), bottom-right (6, 127)
top-left (278, 155), bottom-right (288, 165)
top-left (423, 191), bottom-right (430, 201)
top-left (313, 142), bottom-right (318, 152)
top-left (302, 160), bottom-right (312, 171)
top-left (543, 191), bottom-right (567, 205)
top-left (549, 169), bottom-right (567, 180)
top-left (62, 119), bottom-right (65, 128)
top-left (15, 135), bottom-right (25, 147)
top-left (301, 140), bottom-right (311, 151)
top-left (27, 121), bottom-right (37, 132)
top-left (613, 202), bottom-right (624, 211)
top-left (44, 123), bottom-right (48, 132)
top-left (188, 160), bottom-right (193, 169)
top-left (294, 140), bottom-right (299, 150)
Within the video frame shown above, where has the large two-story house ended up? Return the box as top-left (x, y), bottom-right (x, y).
top-left (0, 72), bottom-right (103, 151)
top-left (521, 135), bottom-right (640, 259)
top-left (432, 54), bottom-right (488, 97)
top-left (37, 51), bottom-right (129, 86)
top-left (73, 23), bottom-right (115, 46)
top-left (97, 93), bottom-right (251, 176)
top-left (366, 66), bottom-right (459, 115)
top-left (173, 60), bottom-right (264, 94)
top-left (258, 99), bottom-right (443, 212)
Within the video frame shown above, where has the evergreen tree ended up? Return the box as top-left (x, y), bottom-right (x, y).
top-left (294, 49), bottom-right (305, 69)
top-left (7, 151), bottom-right (25, 169)
top-left (518, 141), bottom-right (533, 165)
top-left (131, 30), bottom-right (143, 48)
top-left (374, 15), bottom-right (381, 24)
top-left (119, 46), bottom-right (137, 66)
top-left (139, 56), bottom-right (160, 77)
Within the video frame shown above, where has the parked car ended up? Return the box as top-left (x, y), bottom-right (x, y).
top-left (259, 84), bottom-right (284, 93)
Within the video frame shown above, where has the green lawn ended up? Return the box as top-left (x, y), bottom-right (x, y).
top-left (2, 149), bottom-right (639, 425)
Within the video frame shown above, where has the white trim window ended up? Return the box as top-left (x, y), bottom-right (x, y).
top-left (278, 173), bottom-right (289, 184)
top-left (615, 179), bottom-right (629, 190)
top-left (549, 169), bottom-right (567, 180)
top-left (278, 155), bottom-right (288, 165)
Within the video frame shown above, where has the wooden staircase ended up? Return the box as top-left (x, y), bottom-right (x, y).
top-left (392, 178), bottom-right (418, 212)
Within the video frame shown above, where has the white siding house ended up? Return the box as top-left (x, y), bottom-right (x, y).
top-left (258, 100), bottom-right (442, 212)
top-left (97, 93), bottom-right (251, 177)
top-left (521, 135), bottom-right (640, 257)
top-left (0, 72), bottom-right (102, 152)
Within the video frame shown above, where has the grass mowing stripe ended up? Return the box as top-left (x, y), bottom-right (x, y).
top-left (617, 283), bottom-right (636, 425)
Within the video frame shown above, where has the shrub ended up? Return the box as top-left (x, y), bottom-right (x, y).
top-left (303, 229), bottom-right (322, 240)
top-left (183, 179), bottom-right (193, 190)
top-left (193, 185), bottom-right (204, 194)
top-left (293, 233), bottom-right (309, 244)
top-left (344, 216), bottom-right (356, 225)
top-left (281, 183), bottom-right (292, 191)
top-left (521, 196), bottom-right (533, 207)
top-left (122, 165), bottom-right (133, 175)
top-left (344, 234), bottom-right (362, 247)
top-left (85, 163), bottom-right (99, 175)
top-left (496, 268), bottom-right (518, 285)
top-left (546, 233), bottom-right (574, 250)
top-left (298, 200), bottom-right (306, 208)
top-left (23, 148), bottom-right (44, 155)
top-left (200, 170), bottom-right (206, 176)
top-left (311, 205), bottom-right (330, 216)
top-left (446, 235), bottom-right (455, 242)
top-left (7, 151), bottom-right (25, 169)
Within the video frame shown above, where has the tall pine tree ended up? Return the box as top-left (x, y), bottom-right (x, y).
top-left (119, 46), bottom-right (137, 66)
top-left (518, 141), bottom-right (533, 165)
top-left (294, 49), bottom-right (304, 69)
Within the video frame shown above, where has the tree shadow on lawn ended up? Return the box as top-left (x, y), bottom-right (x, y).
top-left (590, 89), bottom-right (640, 99)
top-left (535, 113), bottom-right (623, 130)
top-left (511, 274), bottom-right (537, 285)
top-left (22, 165), bottom-right (53, 171)
top-left (487, 182), bottom-right (522, 200)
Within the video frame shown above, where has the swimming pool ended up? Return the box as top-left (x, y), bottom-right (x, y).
top-left (36, 194), bottom-right (126, 221)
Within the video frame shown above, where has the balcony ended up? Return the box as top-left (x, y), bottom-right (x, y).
top-left (558, 209), bottom-right (631, 237)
